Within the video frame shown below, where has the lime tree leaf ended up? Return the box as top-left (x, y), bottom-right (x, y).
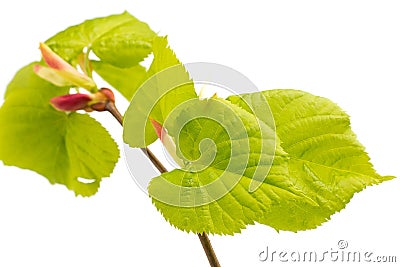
top-left (46, 11), bottom-right (156, 68)
top-left (147, 98), bottom-right (309, 235)
top-left (0, 63), bottom-right (119, 196)
top-left (228, 89), bottom-right (394, 231)
top-left (123, 36), bottom-right (198, 147)
top-left (92, 60), bottom-right (147, 100)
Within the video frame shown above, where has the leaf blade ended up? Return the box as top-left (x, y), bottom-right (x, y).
top-left (123, 36), bottom-right (198, 147)
top-left (147, 98), bottom-right (291, 234)
top-left (228, 89), bottom-right (394, 231)
top-left (91, 61), bottom-right (147, 100)
top-left (0, 63), bottom-right (119, 196)
top-left (45, 11), bottom-right (156, 68)
top-left (145, 89), bottom-right (393, 234)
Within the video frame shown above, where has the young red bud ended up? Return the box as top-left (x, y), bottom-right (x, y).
top-left (50, 94), bottom-right (93, 112)
top-left (89, 88), bottom-right (115, 111)
top-left (50, 88), bottom-right (116, 112)
top-left (36, 43), bottom-right (96, 90)
top-left (150, 118), bottom-right (163, 140)
top-left (150, 118), bottom-right (184, 167)
top-left (99, 88), bottom-right (115, 103)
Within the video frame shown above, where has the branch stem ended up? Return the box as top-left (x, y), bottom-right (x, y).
top-left (105, 101), bottom-right (123, 125)
top-left (198, 232), bottom-right (221, 267)
top-left (105, 99), bottom-right (221, 267)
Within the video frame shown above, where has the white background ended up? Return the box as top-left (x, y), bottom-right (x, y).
top-left (0, 1), bottom-right (399, 266)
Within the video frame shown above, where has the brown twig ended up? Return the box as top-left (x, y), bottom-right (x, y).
top-left (198, 232), bottom-right (221, 267)
top-left (105, 101), bottom-right (124, 125)
top-left (105, 99), bottom-right (221, 267)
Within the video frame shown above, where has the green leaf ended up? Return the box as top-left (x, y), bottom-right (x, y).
top-left (146, 90), bottom-right (393, 235)
top-left (148, 98), bottom-right (304, 234)
top-left (123, 36), bottom-right (198, 147)
top-left (0, 63), bottom-right (119, 196)
top-left (46, 11), bottom-right (156, 68)
top-left (228, 89), bottom-right (394, 231)
top-left (91, 60), bottom-right (147, 100)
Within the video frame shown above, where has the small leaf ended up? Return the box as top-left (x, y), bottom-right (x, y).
top-left (45, 12), bottom-right (156, 68)
top-left (0, 63), bottom-right (119, 196)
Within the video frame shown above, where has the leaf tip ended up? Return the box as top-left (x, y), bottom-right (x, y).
top-left (39, 42), bottom-right (65, 70)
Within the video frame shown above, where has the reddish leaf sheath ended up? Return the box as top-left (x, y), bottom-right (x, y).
top-left (50, 94), bottom-right (93, 111)
top-left (150, 118), bottom-right (163, 140)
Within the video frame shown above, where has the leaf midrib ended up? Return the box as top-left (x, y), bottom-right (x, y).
top-left (291, 157), bottom-right (378, 179)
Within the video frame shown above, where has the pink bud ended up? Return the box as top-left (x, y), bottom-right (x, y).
top-left (36, 43), bottom-right (96, 90)
top-left (98, 88), bottom-right (115, 103)
top-left (50, 94), bottom-right (93, 112)
top-left (150, 118), bottom-right (163, 140)
top-left (40, 42), bottom-right (73, 71)
top-left (150, 118), bottom-right (184, 167)
top-left (34, 64), bottom-right (73, 87)
top-left (88, 88), bottom-right (116, 111)
top-left (50, 88), bottom-right (116, 112)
